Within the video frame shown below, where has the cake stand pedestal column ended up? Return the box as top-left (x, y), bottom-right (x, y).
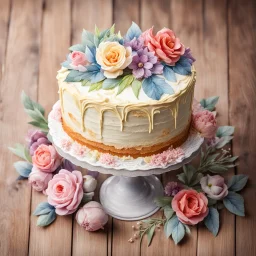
top-left (99, 175), bottom-right (163, 221)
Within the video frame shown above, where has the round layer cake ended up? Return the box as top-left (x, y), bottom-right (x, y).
top-left (57, 23), bottom-right (196, 158)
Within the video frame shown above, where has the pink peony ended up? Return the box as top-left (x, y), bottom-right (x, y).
top-left (70, 51), bottom-right (88, 66)
top-left (99, 153), bottom-right (116, 166)
top-left (141, 28), bottom-right (185, 65)
top-left (192, 110), bottom-right (217, 138)
top-left (200, 175), bottom-right (228, 200)
top-left (150, 147), bottom-right (184, 167)
top-left (76, 201), bottom-right (108, 231)
top-left (46, 169), bottom-right (83, 215)
top-left (172, 189), bottom-right (209, 225)
top-left (28, 168), bottom-right (52, 192)
top-left (32, 144), bottom-right (62, 173)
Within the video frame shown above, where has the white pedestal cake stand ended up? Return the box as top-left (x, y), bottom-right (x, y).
top-left (48, 102), bottom-right (204, 221)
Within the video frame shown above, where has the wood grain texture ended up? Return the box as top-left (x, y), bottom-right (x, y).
top-left (229, 0), bottom-right (256, 255)
top-left (28, 1), bottom-right (72, 255)
top-left (0, 0), bottom-right (42, 255)
top-left (71, 2), bottom-right (112, 255)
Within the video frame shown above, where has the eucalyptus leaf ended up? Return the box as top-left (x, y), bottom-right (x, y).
top-left (164, 215), bottom-right (179, 238)
top-left (9, 144), bottom-right (32, 162)
top-left (147, 224), bottom-right (155, 246)
top-left (216, 126), bottom-right (235, 137)
top-left (204, 207), bottom-right (219, 236)
top-left (172, 221), bottom-right (185, 245)
top-left (131, 79), bottom-right (142, 98)
top-left (28, 121), bottom-right (49, 132)
top-left (13, 161), bottom-right (33, 178)
top-left (200, 96), bottom-right (219, 111)
top-left (223, 191), bottom-right (245, 216)
top-left (21, 91), bottom-right (45, 116)
top-left (228, 174), bottom-right (248, 192)
top-left (215, 136), bottom-right (233, 149)
top-left (37, 210), bottom-right (56, 227)
top-left (33, 202), bottom-right (55, 216)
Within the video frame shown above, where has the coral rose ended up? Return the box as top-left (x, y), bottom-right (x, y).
top-left (141, 27), bottom-right (185, 65)
top-left (172, 189), bottom-right (209, 225)
top-left (96, 41), bottom-right (132, 78)
top-left (32, 144), bottom-right (62, 173)
top-left (46, 169), bottom-right (83, 215)
top-left (76, 201), bottom-right (108, 231)
top-left (28, 168), bottom-right (52, 192)
top-left (200, 175), bottom-right (228, 200)
top-left (192, 110), bottom-right (217, 138)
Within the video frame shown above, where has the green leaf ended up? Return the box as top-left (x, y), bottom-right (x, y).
top-left (184, 224), bottom-right (191, 234)
top-left (147, 224), bottom-right (155, 246)
top-left (216, 126), bottom-right (235, 137)
top-left (117, 75), bottom-right (134, 95)
top-left (177, 173), bottom-right (187, 184)
top-left (81, 192), bottom-right (94, 204)
top-left (21, 91), bottom-right (45, 115)
top-left (189, 173), bottom-right (204, 187)
top-left (208, 198), bottom-right (217, 206)
top-left (28, 121), bottom-right (49, 132)
top-left (172, 221), bottom-right (185, 245)
top-left (94, 25), bottom-right (100, 37)
top-left (204, 207), bottom-right (219, 236)
top-left (200, 96), bottom-right (219, 111)
top-left (102, 78), bottom-right (122, 89)
top-left (183, 165), bottom-right (196, 184)
top-left (131, 79), bottom-right (142, 98)
top-left (208, 165), bottom-right (228, 173)
top-left (81, 80), bottom-right (90, 86)
top-left (69, 44), bottom-right (85, 52)
top-left (223, 191), bottom-right (245, 216)
top-left (164, 215), bottom-right (178, 238)
top-left (89, 81), bottom-right (103, 92)
top-left (13, 161), bottom-right (33, 177)
top-left (215, 136), bottom-right (233, 149)
top-left (228, 174), bottom-right (248, 192)
top-left (163, 205), bottom-right (174, 220)
top-left (37, 210), bottom-right (56, 227)
top-left (154, 197), bottom-right (172, 207)
top-left (33, 202), bottom-right (55, 216)
top-left (9, 144), bottom-right (32, 162)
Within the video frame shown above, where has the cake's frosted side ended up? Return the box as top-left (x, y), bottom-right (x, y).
top-left (58, 69), bottom-right (196, 157)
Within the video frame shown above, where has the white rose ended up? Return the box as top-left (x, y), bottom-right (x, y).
top-left (83, 175), bottom-right (97, 192)
top-left (96, 42), bottom-right (132, 78)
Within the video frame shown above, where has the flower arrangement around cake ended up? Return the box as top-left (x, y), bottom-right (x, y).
top-left (9, 91), bottom-right (248, 246)
top-left (61, 22), bottom-right (195, 100)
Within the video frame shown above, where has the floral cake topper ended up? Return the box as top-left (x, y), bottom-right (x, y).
top-left (61, 22), bottom-right (195, 100)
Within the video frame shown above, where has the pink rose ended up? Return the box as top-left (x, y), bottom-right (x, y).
top-left (76, 201), bottom-right (108, 231)
top-left (172, 189), bottom-right (209, 225)
top-left (141, 28), bottom-right (185, 65)
top-left (200, 175), bottom-right (228, 200)
top-left (70, 51), bottom-right (88, 66)
top-left (28, 168), bottom-right (52, 192)
top-left (32, 144), bottom-right (62, 173)
top-left (46, 169), bottom-right (83, 215)
top-left (192, 110), bottom-right (217, 138)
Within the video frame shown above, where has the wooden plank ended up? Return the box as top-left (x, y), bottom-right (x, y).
top-left (111, 1), bottom-right (140, 256)
top-left (71, 1), bottom-right (112, 255)
top-left (28, 1), bottom-right (72, 255)
top-left (0, 0), bottom-right (10, 83)
top-left (0, 0), bottom-right (42, 255)
top-left (229, 0), bottom-right (256, 255)
top-left (195, 1), bottom-right (235, 255)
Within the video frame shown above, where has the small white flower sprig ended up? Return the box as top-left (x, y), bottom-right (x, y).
top-left (129, 96), bottom-right (249, 246)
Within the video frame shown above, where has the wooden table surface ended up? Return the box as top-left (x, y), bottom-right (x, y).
top-left (0, 0), bottom-right (255, 255)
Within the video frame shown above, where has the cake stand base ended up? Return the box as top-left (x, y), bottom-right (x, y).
top-left (100, 175), bottom-right (164, 221)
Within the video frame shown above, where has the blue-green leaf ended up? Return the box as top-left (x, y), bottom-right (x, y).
top-left (163, 65), bottom-right (177, 82)
top-left (216, 126), bottom-right (235, 137)
top-left (81, 29), bottom-right (95, 48)
top-left (65, 70), bottom-right (84, 82)
top-left (164, 215), bottom-right (179, 238)
top-left (131, 79), bottom-right (142, 98)
top-left (228, 175), bottom-right (248, 192)
top-left (200, 96), bottom-right (219, 111)
top-left (163, 205), bottom-right (174, 220)
top-left (142, 76), bottom-right (174, 100)
top-left (21, 91), bottom-right (45, 116)
top-left (69, 44), bottom-right (85, 52)
top-left (102, 78), bottom-right (122, 89)
top-left (223, 191), bottom-right (245, 216)
top-left (125, 22), bottom-right (142, 41)
top-left (37, 210), bottom-right (56, 227)
top-left (85, 46), bottom-right (96, 63)
top-left (33, 202), bottom-right (55, 216)
top-left (172, 221), bottom-right (185, 244)
top-left (13, 161), bottom-right (33, 178)
top-left (215, 136), bottom-right (233, 149)
top-left (9, 143), bottom-right (32, 162)
top-left (204, 207), bottom-right (219, 236)
top-left (172, 56), bottom-right (192, 75)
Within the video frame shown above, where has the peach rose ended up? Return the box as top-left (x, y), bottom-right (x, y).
top-left (192, 110), bottom-right (217, 138)
top-left (96, 42), bottom-right (132, 78)
top-left (141, 28), bottom-right (185, 65)
top-left (28, 167), bottom-right (52, 192)
top-left (46, 169), bottom-right (83, 215)
top-left (32, 144), bottom-right (62, 173)
top-left (172, 189), bottom-right (209, 225)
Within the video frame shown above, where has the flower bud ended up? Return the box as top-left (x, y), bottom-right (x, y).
top-left (83, 175), bottom-right (97, 192)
